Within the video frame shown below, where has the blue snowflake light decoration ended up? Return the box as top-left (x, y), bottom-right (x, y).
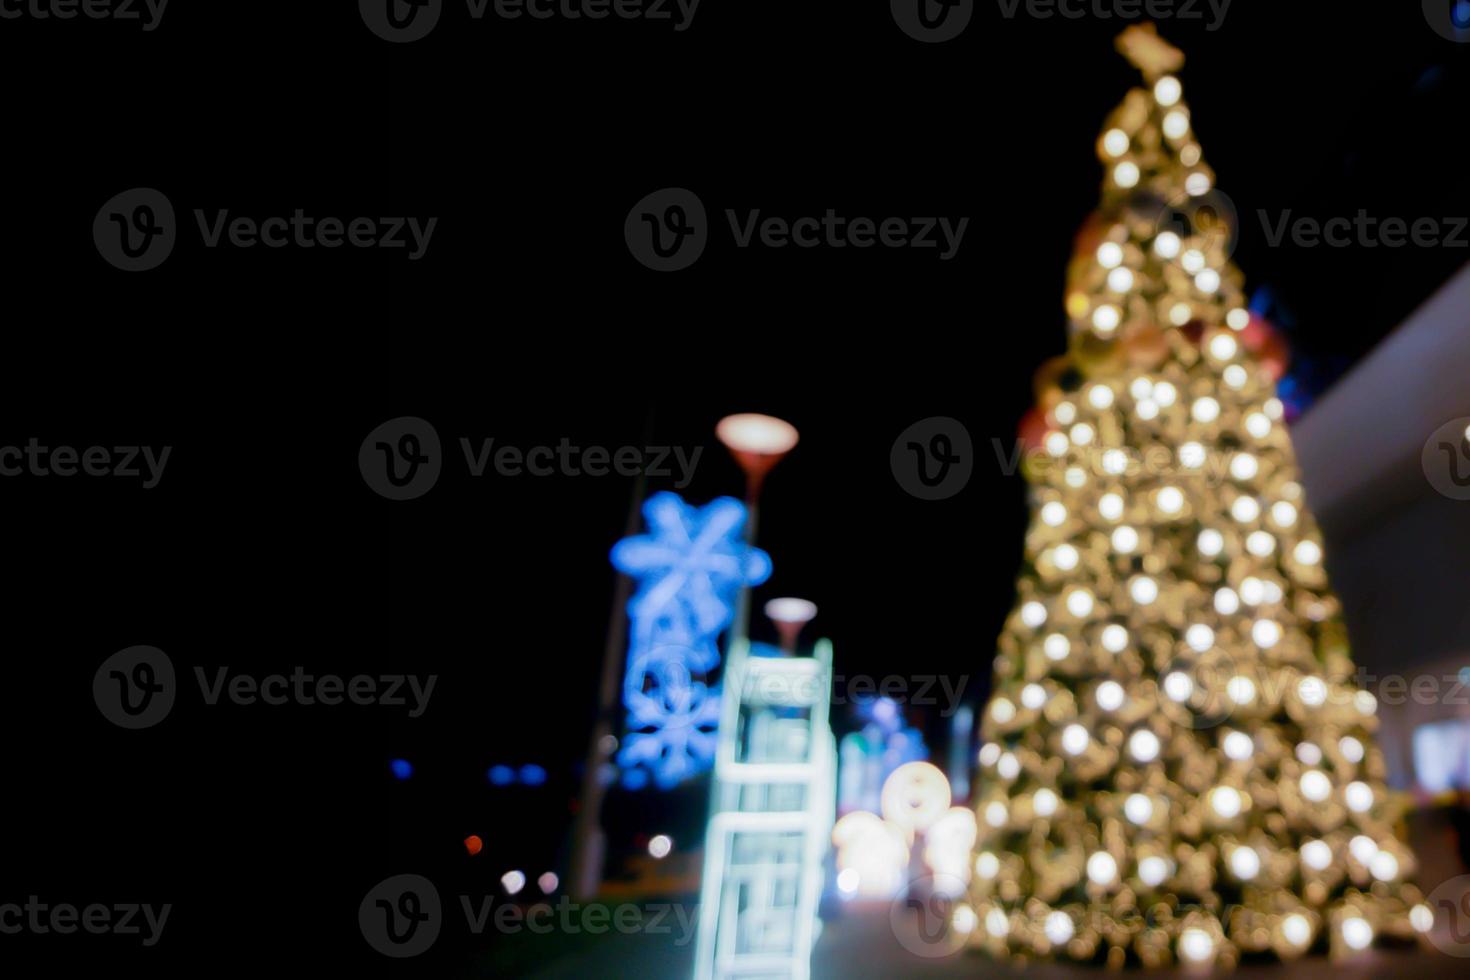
top-left (611, 492), bottom-right (771, 788)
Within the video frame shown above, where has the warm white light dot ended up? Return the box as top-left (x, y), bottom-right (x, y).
top-left (1107, 267), bottom-right (1134, 294)
top-left (1301, 840), bottom-right (1332, 871)
top-left (1232, 496), bottom-right (1261, 523)
top-left (1186, 173), bottom-right (1213, 197)
top-left (1349, 835), bottom-right (1378, 865)
top-left (1101, 624), bottom-right (1129, 653)
top-left (1093, 304), bottom-right (1122, 334)
top-left (1099, 493), bottom-right (1125, 521)
top-left (1345, 782), bottom-right (1374, 813)
top-left (1252, 619), bottom-right (1281, 649)
top-left (1227, 676), bottom-right (1257, 705)
top-left (1231, 846), bottom-right (1261, 880)
top-left (1341, 916), bottom-right (1373, 951)
top-left (1182, 249), bottom-right (1207, 274)
top-left (1041, 501), bottom-right (1067, 526)
top-left (1153, 380), bottom-right (1178, 407)
top-left (1103, 127), bottom-right (1130, 156)
top-left (1224, 364), bottom-right (1248, 389)
top-left (1052, 544), bottom-right (1079, 570)
top-left (1223, 731), bottom-right (1253, 761)
top-left (1296, 742), bottom-right (1323, 766)
top-left (978, 742), bottom-right (1000, 767)
top-left (1021, 601), bottom-right (1047, 628)
top-left (1139, 856), bottom-right (1169, 886)
top-left (1154, 231), bottom-right (1182, 259)
top-left (1169, 303), bottom-right (1193, 327)
top-left (1195, 269), bottom-right (1221, 294)
top-left (1112, 526), bottom-right (1140, 554)
top-left (1179, 927), bottom-right (1214, 963)
top-left (1054, 402), bottom-right (1076, 425)
top-left (1065, 466), bottom-right (1086, 488)
top-left (1162, 110), bottom-right (1190, 139)
top-left (1370, 851), bottom-right (1399, 881)
top-left (1021, 683), bottom-right (1047, 710)
top-left (992, 698), bottom-right (1016, 723)
top-left (1130, 576), bottom-right (1159, 605)
top-left (836, 867), bottom-right (860, 894)
top-left (1231, 453), bottom-right (1259, 480)
top-left (976, 852), bottom-right (1000, 879)
top-left (1087, 851), bottom-right (1119, 886)
top-left (1070, 424), bottom-right (1096, 447)
top-left (1062, 724), bottom-right (1089, 755)
top-left (997, 752), bottom-right (1020, 780)
top-left (1283, 913), bottom-right (1312, 947)
top-left (1227, 308), bottom-right (1251, 330)
top-left (1125, 793), bottom-right (1155, 825)
top-left (1192, 397), bottom-right (1221, 423)
top-left (1179, 441), bottom-right (1206, 469)
top-left (1265, 397), bottom-right (1284, 420)
top-left (985, 907), bottom-right (1010, 937)
top-left (1103, 449), bottom-right (1128, 475)
top-left (1044, 634), bottom-right (1071, 661)
top-left (1195, 531), bottom-right (1224, 560)
top-left (1298, 677), bottom-right (1327, 707)
top-left (1300, 770), bottom-right (1331, 802)
top-left (1157, 486), bottom-right (1184, 514)
top-left (1114, 162), bottom-right (1140, 189)
top-left (1033, 788), bottom-right (1058, 817)
top-left (1163, 671), bottom-right (1194, 702)
top-left (1355, 690), bottom-right (1378, 716)
top-left (502, 870), bottom-right (527, 895)
top-left (1214, 588), bottom-right (1240, 615)
top-left (1045, 910), bottom-right (1075, 945)
top-left (1295, 540), bottom-right (1323, 566)
top-left (1088, 384), bottom-right (1115, 410)
top-left (1097, 681), bottom-right (1126, 712)
top-left (1239, 576), bottom-right (1266, 605)
top-left (1209, 333), bottom-right (1239, 361)
top-left (1130, 377), bottom-right (1154, 402)
top-left (1246, 530), bottom-right (1276, 557)
top-left (1045, 431), bottom-right (1069, 457)
top-left (1339, 736), bottom-right (1364, 763)
top-left (1097, 241), bottom-right (1124, 268)
top-left (1136, 398), bottom-right (1160, 420)
top-left (1245, 412), bottom-right (1272, 439)
top-left (985, 801), bottom-right (1008, 828)
top-left (1271, 501), bottom-right (1298, 527)
top-left (1066, 589), bottom-right (1094, 618)
top-left (1154, 76), bottom-right (1182, 106)
top-left (1411, 904), bottom-right (1434, 933)
top-left (1129, 729), bottom-right (1161, 762)
top-left (1186, 624), bottom-right (1215, 652)
top-left (1210, 786), bottom-right (1243, 819)
top-left (648, 835), bottom-right (673, 858)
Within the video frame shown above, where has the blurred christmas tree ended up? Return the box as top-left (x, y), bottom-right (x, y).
top-left (965, 26), bottom-right (1433, 967)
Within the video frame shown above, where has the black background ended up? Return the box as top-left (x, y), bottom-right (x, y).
top-left (2, 1), bottom-right (1468, 975)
